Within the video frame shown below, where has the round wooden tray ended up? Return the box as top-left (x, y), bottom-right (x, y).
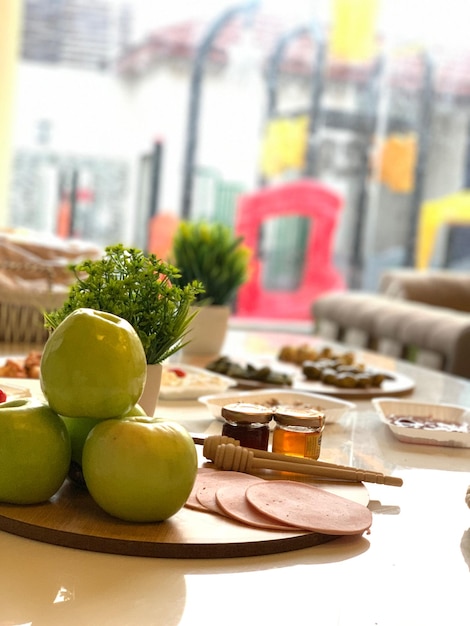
top-left (0, 478), bottom-right (368, 559)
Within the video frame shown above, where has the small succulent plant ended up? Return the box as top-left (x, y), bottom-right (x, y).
top-left (171, 221), bottom-right (250, 306)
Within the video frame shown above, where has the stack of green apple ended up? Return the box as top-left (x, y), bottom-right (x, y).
top-left (0, 308), bottom-right (197, 522)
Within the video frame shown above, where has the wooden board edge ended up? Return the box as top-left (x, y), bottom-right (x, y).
top-left (0, 510), bottom-right (337, 558)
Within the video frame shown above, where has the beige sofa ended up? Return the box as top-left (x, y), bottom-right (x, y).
top-left (312, 270), bottom-right (470, 379)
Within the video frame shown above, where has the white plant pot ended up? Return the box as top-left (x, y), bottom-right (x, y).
top-left (138, 363), bottom-right (163, 416)
top-left (182, 305), bottom-right (230, 358)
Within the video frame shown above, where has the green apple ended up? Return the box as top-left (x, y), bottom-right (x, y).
top-left (62, 404), bottom-right (147, 466)
top-left (82, 416), bottom-right (198, 522)
top-left (40, 308), bottom-right (147, 419)
top-left (62, 404), bottom-right (147, 487)
top-left (0, 398), bottom-right (71, 504)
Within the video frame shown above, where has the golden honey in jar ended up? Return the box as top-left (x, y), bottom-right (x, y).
top-left (272, 406), bottom-right (325, 460)
top-left (221, 402), bottom-right (272, 450)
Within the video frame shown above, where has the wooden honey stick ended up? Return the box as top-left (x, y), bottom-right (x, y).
top-left (208, 441), bottom-right (403, 487)
top-left (201, 435), bottom-right (402, 485)
top-left (202, 435), bottom-right (364, 473)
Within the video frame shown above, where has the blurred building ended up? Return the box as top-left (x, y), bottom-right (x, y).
top-left (21, 0), bottom-right (131, 70)
top-left (8, 1), bottom-right (470, 287)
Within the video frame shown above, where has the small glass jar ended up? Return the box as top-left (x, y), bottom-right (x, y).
top-left (221, 402), bottom-right (272, 451)
top-left (272, 407), bottom-right (325, 460)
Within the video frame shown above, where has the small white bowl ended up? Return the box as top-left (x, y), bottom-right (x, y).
top-left (199, 388), bottom-right (355, 423)
top-left (372, 398), bottom-right (470, 448)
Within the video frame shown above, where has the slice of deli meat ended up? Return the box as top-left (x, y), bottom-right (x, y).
top-left (216, 483), bottom-right (300, 531)
top-left (245, 480), bottom-right (373, 535)
top-left (196, 471), bottom-right (262, 516)
top-left (185, 468), bottom-right (261, 514)
top-left (184, 468), bottom-right (218, 511)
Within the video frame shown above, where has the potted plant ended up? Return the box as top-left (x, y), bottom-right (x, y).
top-left (171, 221), bottom-right (250, 356)
top-left (44, 244), bottom-right (204, 413)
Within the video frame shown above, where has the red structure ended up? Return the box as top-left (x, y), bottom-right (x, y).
top-left (234, 179), bottom-right (345, 320)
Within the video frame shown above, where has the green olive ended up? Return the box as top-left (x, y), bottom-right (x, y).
top-left (335, 373), bottom-right (357, 388)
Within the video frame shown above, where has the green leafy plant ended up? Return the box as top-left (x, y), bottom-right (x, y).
top-left (44, 244), bottom-right (204, 364)
top-left (171, 221), bottom-right (250, 306)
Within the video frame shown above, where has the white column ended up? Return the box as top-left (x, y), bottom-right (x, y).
top-left (0, 0), bottom-right (23, 227)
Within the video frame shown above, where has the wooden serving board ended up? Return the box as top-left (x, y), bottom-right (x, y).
top-left (0, 477), bottom-right (368, 559)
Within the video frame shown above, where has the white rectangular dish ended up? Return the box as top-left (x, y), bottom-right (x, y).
top-left (372, 398), bottom-right (470, 448)
top-left (0, 381), bottom-right (31, 402)
top-left (199, 388), bottom-right (355, 423)
top-left (160, 364), bottom-right (236, 400)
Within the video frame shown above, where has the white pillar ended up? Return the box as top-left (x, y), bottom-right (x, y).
top-left (0, 0), bottom-right (23, 227)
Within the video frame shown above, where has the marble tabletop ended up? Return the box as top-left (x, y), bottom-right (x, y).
top-left (1, 329), bottom-right (469, 626)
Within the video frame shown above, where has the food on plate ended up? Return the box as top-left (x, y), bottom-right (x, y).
top-left (24, 351), bottom-right (42, 378)
top-left (0, 358), bottom-right (27, 378)
top-left (82, 416), bottom-right (197, 522)
top-left (216, 482), bottom-right (298, 530)
top-left (278, 343), bottom-right (354, 366)
top-left (245, 480), bottom-right (372, 535)
top-left (278, 343), bottom-right (391, 389)
top-left (186, 468), bottom-right (298, 530)
top-left (185, 468), bottom-right (371, 536)
top-left (162, 366), bottom-right (230, 390)
top-left (0, 351), bottom-right (42, 379)
top-left (40, 308), bottom-right (147, 419)
top-left (164, 367), bottom-right (186, 379)
top-left (255, 396), bottom-right (323, 410)
top-left (195, 470), bottom-right (261, 516)
top-left (373, 399), bottom-right (470, 448)
top-left (206, 355), bottom-right (292, 386)
top-left (388, 414), bottom-right (470, 433)
top-left (0, 398), bottom-right (71, 504)
top-left (184, 467), bottom-right (222, 511)
top-left (302, 359), bottom-right (388, 388)
top-left (0, 389), bottom-right (6, 403)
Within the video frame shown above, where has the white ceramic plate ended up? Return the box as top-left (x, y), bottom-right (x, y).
top-left (208, 355), bottom-right (415, 399)
top-left (372, 398), bottom-right (470, 448)
top-left (159, 364), bottom-right (236, 401)
top-left (0, 381), bottom-right (32, 402)
top-left (199, 388), bottom-right (356, 423)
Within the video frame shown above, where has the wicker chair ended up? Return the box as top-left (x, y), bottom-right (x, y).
top-left (0, 234), bottom-right (101, 348)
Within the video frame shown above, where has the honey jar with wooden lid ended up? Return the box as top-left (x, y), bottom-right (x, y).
top-left (221, 402), bottom-right (272, 451)
top-left (272, 406), bottom-right (325, 460)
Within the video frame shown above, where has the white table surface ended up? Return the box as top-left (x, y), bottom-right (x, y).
top-left (1, 329), bottom-right (470, 626)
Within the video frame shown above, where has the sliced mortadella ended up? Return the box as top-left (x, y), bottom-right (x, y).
top-left (184, 468), bottom-right (217, 512)
top-left (216, 483), bottom-right (299, 531)
top-left (196, 471), bottom-right (261, 515)
top-left (245, 480), bottom-right (372, 535)
top-left (185, 468), bottom-right (259, 514)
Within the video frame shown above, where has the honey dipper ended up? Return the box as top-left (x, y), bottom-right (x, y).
top-left (202, 435), bottom-right (402, 485)
top-left (205, 440), bottom-right (403, 487)
top-left (203, 435), bottom-right (370, 473)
